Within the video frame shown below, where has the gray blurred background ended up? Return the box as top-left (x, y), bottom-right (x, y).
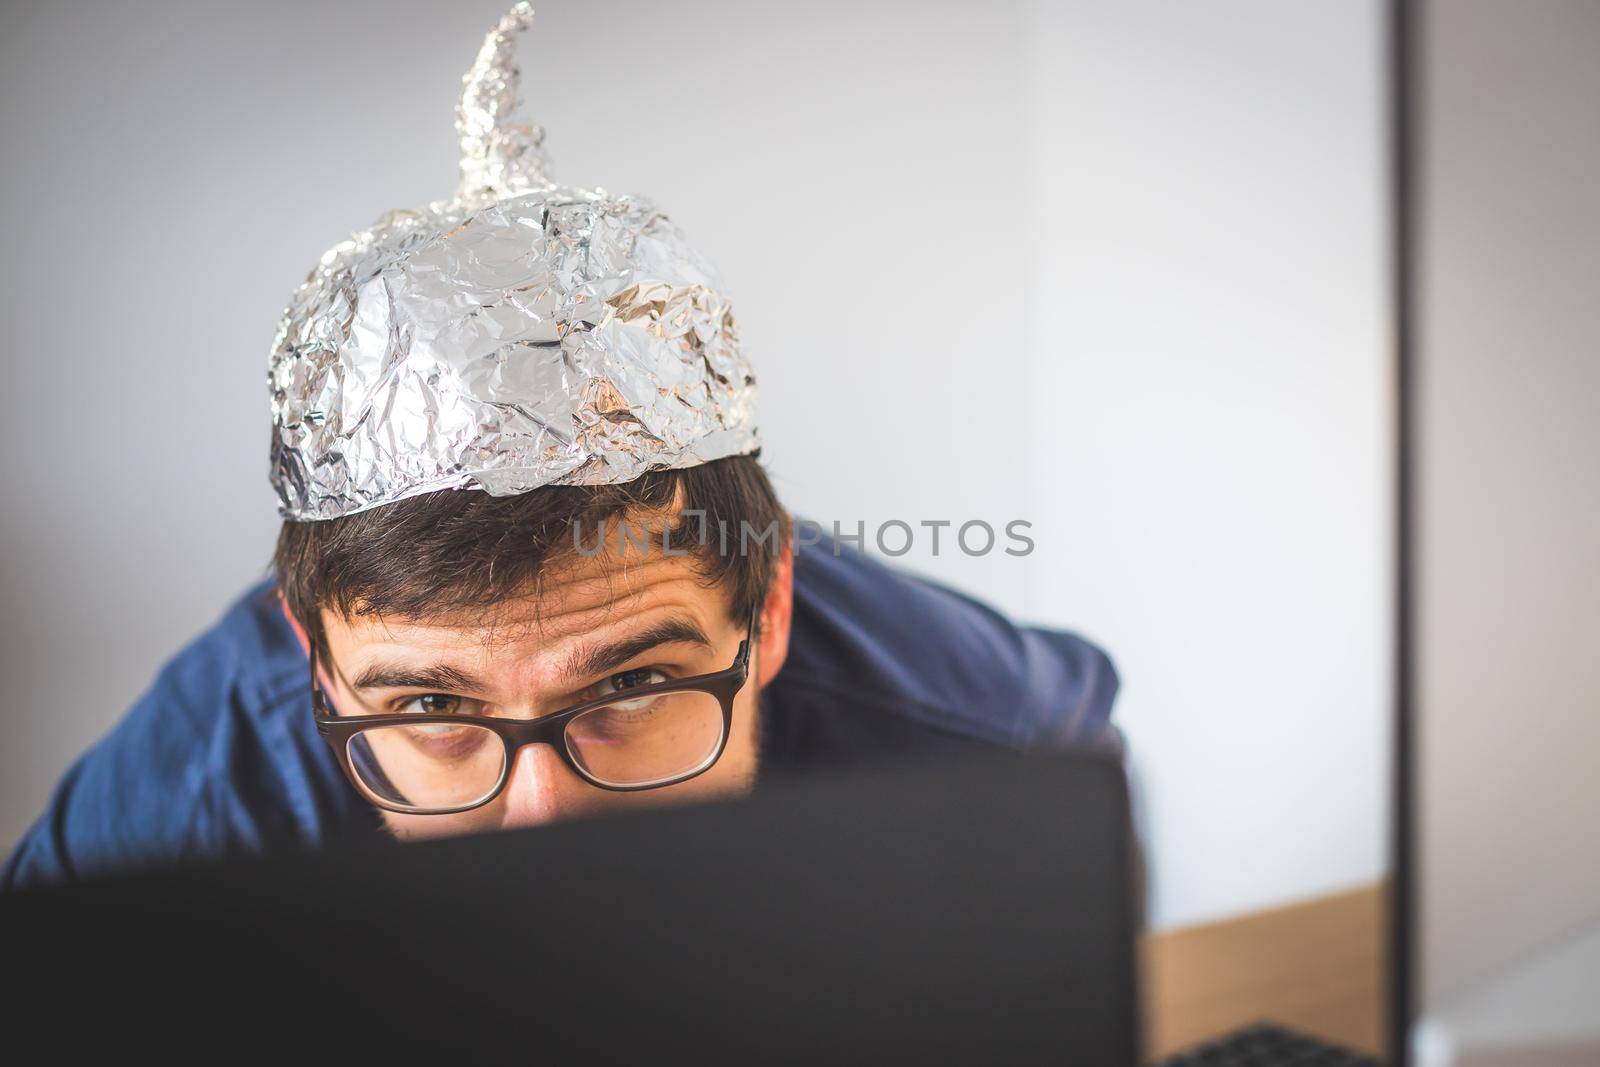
top-left (0, 0), bottom-right (1386, 930)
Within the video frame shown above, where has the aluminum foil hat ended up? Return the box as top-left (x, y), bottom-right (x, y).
top-left (268, 3), bottom-right (758, 521)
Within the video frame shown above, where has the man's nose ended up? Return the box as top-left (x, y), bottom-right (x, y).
top-left (499, 742), bottom-right (586, 829)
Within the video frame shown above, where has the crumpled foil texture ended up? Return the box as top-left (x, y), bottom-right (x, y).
top-left (268, 3), bottom-right (758, 520)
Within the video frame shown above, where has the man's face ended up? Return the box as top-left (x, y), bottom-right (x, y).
top-left (311, 536), bottom-right (793, 841)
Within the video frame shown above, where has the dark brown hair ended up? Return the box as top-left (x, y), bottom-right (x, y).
top-left (274, 455), bottom-right (788, 657)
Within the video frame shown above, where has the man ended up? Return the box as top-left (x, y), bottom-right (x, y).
top-left (2, 5), bottom-right (1117, 891)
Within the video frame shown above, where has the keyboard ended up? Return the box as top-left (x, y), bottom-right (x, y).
top-left (1155, 1022), bottom-right (1382, 1066)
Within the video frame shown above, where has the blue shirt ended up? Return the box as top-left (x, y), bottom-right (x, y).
top-left (2, 544), bottom-right (1118, 891)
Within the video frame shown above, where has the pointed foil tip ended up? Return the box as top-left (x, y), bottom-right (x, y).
top-left (456, 2), bottom-right (550, 203)
top-left (268, 3), bottom-right (759, 521)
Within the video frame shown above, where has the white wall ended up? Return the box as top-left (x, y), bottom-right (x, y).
top-left (1417, 0), bottom-right (1600, 1008)
top-left (0, 0), bottom-right (1388, 930)
top-left (1021, 1), bottom-right (1392, 927)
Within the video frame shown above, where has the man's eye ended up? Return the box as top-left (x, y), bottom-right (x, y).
top-left (589, 668), bottom-right (669, 710)
top-left (399, 694), bottom-right (481, 719)
top-left (602, 668), bottom-right (667, 695)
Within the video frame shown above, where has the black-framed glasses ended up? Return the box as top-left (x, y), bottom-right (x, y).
top-left (310, 610), bottom-right (757, 815)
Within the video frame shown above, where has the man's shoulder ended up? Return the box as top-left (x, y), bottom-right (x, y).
top-left (162, 574), bottom-right (311, 707)
top-left (769, 542), bottom-right (1119, 764)
top-left (2, 575), bottom-right (366, 891)
top-left (112, 575), bottom-right (311, 751)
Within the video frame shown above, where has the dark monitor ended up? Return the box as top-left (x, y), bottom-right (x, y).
top-left (5, 750), bottom-right (1137, 1065)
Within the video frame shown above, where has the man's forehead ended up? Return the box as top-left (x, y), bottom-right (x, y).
top-left (323, 552), bottom-right (722, 653)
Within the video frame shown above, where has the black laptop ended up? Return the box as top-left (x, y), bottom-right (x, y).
top-left (4, 750), bottom-right (1138, 1065)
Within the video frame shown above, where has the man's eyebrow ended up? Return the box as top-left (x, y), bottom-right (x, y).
top-left (349, 662), bottom-right (486, 693)
top-left (344, 618), bottom-right (714, 694)
top-left (558, 617), bottom-right (714, 684)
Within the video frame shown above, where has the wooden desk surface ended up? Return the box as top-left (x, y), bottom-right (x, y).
top-left (1141, 884), bottom-right (1388, 1061)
